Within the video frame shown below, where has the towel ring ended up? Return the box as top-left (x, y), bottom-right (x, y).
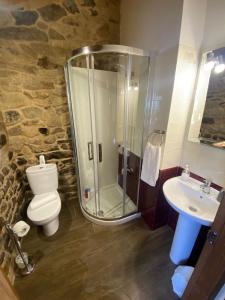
top-left (147, 129), bottom-right (165, 146)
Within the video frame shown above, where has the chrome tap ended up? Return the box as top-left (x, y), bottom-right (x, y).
top-left (217, 188), bottom-right (225, 202)
top-left (200, 178), bottom-right (212, 194)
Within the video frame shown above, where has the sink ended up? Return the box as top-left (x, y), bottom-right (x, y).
top-left (163, 176), bottom-right (219, 226)
top-left (163, 176), bottom-right (219, 264)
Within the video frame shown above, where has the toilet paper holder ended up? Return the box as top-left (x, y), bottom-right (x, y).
top-left (5, 223), bottom-right (35, 276)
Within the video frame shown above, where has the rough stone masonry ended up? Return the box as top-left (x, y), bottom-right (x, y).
top-left (0, 0), bottom-right (120, 281)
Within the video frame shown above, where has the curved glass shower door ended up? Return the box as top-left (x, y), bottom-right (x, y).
top-left (65, 45), bottom-right (150, 222)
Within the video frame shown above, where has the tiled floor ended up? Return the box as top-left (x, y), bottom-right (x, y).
top-left (15, 199), bottom-right (178, 300)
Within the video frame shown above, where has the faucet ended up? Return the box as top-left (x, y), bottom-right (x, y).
top-left (217, 188), bottom-right (225, 202)
top-left (200, 178), bottom-right (212, 194)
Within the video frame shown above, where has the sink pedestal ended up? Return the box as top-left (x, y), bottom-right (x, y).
top-left (170, 214), bottom-right (202, 264)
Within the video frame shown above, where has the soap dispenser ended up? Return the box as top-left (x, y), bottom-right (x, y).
top-left (181, 164), bottom-right (190, 181)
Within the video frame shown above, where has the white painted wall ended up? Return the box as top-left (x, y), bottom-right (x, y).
top-left (121, 0), bottom-right (225, 186)
top-left (202, 0), bottom-right (225, 51)
top-left (121, 0), bottom-right (184, 164)
top-left (121, 0), bottom-right (183, 51)
top-left (161, 44), bottom-right (200, 169)
top-left (180, 0), bottom-right (225, 186)
top-left (162, 0), bottom-right (207, 169)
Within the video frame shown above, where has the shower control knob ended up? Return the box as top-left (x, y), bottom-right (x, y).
top-left (121, 168), bottom-right (134, 175)
top-left (127, 167), bottom-right (134, 174)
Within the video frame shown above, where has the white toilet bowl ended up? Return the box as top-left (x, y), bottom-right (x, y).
top-left (27, 192), bottom-right (61, 236)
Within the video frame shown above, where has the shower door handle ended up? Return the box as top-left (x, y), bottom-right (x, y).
top-left (87, 142), bottom-right (93, 160)
top-left (98, 143), bottom-right (102, 163)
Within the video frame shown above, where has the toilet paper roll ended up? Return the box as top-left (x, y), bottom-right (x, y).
top-left (171, 266), bottom-right (194, 298)
top-left (13, 221), bottom-right (30, 237)
top-left (15, 252), bottom-right (28, 269)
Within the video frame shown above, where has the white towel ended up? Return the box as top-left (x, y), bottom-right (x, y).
top-left (172, 266), bottom-right (194, 298)
top-left (141, 142), bottom-right (161, 186)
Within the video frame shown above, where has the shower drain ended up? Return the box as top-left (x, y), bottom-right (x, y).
top-left (98, 210), bottom-right (104, 217)
top-left (188, 206), bottom-right (198, 212)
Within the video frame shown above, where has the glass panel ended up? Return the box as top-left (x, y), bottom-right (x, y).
top-left (92, 52), bottom-right (137, 218)
top-left (125, 55), bottom-right (150, 212)
top-left (68, 56), bottom-right (97, 216)
top-left (66, 48), bottom-right (151, 221)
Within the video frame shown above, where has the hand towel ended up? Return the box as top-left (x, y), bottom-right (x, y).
top-left (171, 266), bottom-right (194, 298)
top-left (141, 142), bottom-right (161, 186)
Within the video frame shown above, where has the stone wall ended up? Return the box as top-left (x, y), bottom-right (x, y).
top-left (0, 0), bottom-right (120, 281)
top-left (0, 111), bottom-right (25, 281)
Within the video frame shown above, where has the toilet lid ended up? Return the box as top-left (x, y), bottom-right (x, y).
top-left (27, 192), bottom-right (61, 223)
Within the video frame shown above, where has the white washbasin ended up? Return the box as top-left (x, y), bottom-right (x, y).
top-left (163, 176), bottom-right (219, 226)
top-left (163, 176), bottom-right (220, 264)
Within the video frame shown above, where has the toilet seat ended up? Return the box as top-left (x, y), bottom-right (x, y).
top-left (27, 192), bottom-right (61, 226)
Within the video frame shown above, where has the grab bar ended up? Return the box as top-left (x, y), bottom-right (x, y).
top-left (87, 142), bottom-right (93, 160)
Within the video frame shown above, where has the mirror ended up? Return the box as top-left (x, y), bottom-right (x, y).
top-left (189, 46), bottom-right (225, 150)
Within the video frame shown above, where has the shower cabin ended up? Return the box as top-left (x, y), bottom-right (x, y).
top-left (65, 45), bottom-right (151, 225)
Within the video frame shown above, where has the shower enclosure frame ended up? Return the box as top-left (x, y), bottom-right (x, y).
top-left (64, 44), bottom-right (152, 225)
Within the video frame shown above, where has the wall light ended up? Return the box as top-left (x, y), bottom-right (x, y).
top-left (204, 60), bottom-right (216, 71)
top-left (204, 51), bottom-right (216, 70)
top-left (214, 63), bottom-right (225, 74)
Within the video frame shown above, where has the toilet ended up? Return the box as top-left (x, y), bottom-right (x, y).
top-left (26, 163), bottom-right (61, 236)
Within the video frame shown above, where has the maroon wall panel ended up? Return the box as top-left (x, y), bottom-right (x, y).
top-left (139, 167), bottom-right (180, 230)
